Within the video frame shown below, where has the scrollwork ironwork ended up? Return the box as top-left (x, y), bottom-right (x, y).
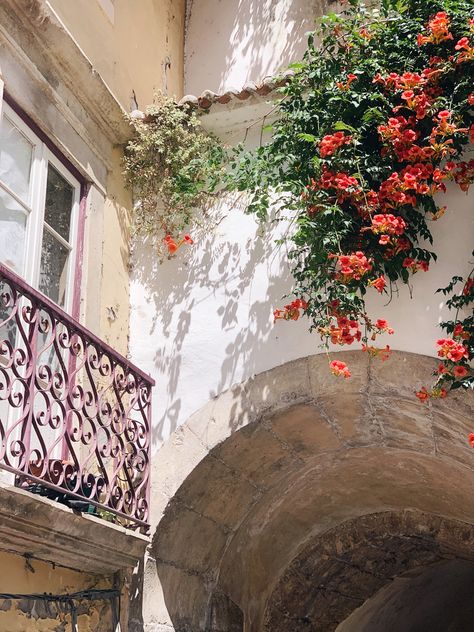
top-left (0, 264), bottom-right (153, 532)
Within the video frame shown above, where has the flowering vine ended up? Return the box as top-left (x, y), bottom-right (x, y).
top-left (229, 0), bottom-right (473, 398)
top-left (419, 264), bottom-right (474, 399)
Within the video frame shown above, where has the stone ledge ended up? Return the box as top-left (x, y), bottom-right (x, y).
top-left (0, 0), bottom-right (131, 188)
top-left (0, 484), bottom-right (149, 574)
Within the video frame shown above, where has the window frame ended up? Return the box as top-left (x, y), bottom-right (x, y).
top-left (0, 98), bottom-right (86, 318)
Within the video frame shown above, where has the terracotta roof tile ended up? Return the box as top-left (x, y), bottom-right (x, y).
top-left (129, 71), bottom-right (295, 123)
top-left (177, 70), bottom-right (294, 110)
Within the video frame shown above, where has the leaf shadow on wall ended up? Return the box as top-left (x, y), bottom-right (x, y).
top-left (185, 0), bottom-right (336, 94)
top-left (131, 194), bottom-right (303, 446)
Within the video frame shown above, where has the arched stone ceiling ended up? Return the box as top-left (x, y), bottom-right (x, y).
top-left (150, 352), bottom-right (474, 631)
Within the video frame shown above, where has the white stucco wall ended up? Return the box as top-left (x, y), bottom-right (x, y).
top-left (184, 0), bottom-right (333, 95)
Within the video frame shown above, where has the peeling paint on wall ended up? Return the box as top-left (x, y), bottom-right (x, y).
top-left (0, 550), bottom-right (116, 632)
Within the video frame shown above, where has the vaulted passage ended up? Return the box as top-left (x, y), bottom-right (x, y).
top-left (265, 512), bottom-right (474, 631)
top-left (150, 352), bottom-right (474, 631)
top-left (337, 557), bottom-right (474, 632)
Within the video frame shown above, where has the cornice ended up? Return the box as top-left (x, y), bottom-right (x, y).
top-left (0, 0), bottom-right (132, 148)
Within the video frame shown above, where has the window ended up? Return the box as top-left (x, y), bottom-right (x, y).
top-left (0, 102), bottom-right (81, 312)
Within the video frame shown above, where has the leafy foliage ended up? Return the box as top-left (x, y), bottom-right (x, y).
top-left (124, 93), bottom-right (224, 242)
top-left (228, 0), bottom-right (474, 395)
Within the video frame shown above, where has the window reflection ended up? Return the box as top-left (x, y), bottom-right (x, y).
top-left (44, 165), bottom-right (73, 240)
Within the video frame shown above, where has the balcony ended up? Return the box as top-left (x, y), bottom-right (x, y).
top-left (0, 263), bottom-right (153, 547)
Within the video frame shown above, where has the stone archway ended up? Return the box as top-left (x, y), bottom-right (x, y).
top-left (147, 351), bottom-right (474, 631)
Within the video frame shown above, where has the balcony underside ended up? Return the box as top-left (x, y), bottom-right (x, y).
top-left (0, 483), bottom-right (149, 573)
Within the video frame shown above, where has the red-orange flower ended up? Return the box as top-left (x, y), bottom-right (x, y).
top-left (319, 131), bottom-right (352, 157)
top-left (453, 366), bottom-right (469, 378)
top-left (359, 27), bottom-right (373, 40)
top-left (368, 276), bottom-right (386, 293)
top-left (375, 319), bottom-right (395, 335)
top-left (417, 12), bottom-right (453, 46)
top-left (455, 37), bottom-right (474, 63)
top-left (330, 360), bottom-right (351, 378)
top-left (469, 433), bottom-right (474, 448)
top-left (463, 277), bottom-right (474, 296)
top-left (274, 299), bottom-right (308, 323)
top-left (436, 338), bottom-right (469, 362)
top-left (164, 234), bottom-right (194, 255)
top-left (416, 387), bottom-right (430, 402)
top-left (336, 73), bottom-right (357, 91)
top-left (453, 324), bottom-right (469, 340)
top-left (370, 213), bottom-right (406, 236)
top-left (453, 160), bottom-right (474, 192)
top-left (320, 317), bottom-right (361, 346)
top-left (402, 258), bottom-right (429, 273)
top-left (164, 235), bottom-right (178, 254)
top-left (331, 251), bottom-right (373, 282)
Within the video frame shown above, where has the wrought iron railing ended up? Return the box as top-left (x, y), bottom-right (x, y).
top-left (0, 263), bottom-right (153, 532)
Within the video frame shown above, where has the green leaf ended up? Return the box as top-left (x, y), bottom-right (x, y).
top-left (333, 121), bottom-right (357, 133)
top-left (362, 108), bottom-right (385, 123)
top-left (297, 133), bottom-right (318, 143)
top-left (288, 62), bottom-right (305, 70)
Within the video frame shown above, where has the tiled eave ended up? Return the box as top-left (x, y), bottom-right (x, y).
top-left (177, 70), bottom-right (294, 111)
top-left (131, 71), bottom-right (294, 140)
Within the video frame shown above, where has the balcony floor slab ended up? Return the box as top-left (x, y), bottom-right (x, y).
top-left (0, 484), bottom-right (149, 573)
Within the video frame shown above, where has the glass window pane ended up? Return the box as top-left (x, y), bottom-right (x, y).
top-left (44, 164), bottom-right (74, 241)
top-left (0, 187), bottom-right (27, 275)
top-left (39, 229), bottom-right (70, 307)
top-left (0, 115), bottom-right (33, 202)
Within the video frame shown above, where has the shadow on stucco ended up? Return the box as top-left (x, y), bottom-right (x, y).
top-left (131, 194), bottom-right (298, 445)
top-left (185, 0), bottom-right (341, 95)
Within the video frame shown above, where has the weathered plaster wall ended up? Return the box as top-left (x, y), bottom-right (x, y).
top-left (99, 147), bottom-right (134, 354)
top-left (44, 0), bottom-right (185, 353)
top-left (1, 0), bottom-right (185, 356)
top-left (0, 550), bottom-right (113, 632)
top-left (49, 0), bottom-right (185, 107)
top-left (48, 0), bottom-right (184, 354)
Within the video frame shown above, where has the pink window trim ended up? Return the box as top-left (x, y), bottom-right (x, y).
top-left (3, 91), bottom-right (89, 322)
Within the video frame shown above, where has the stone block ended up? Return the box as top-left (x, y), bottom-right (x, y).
top-left (369, 351), bottom-right (435, 398)
top-left (175, 455), bottom-right (260, 530)
top-left (154, 501), bottom-right (228, 575)
top-left (371, 396), bottom-right (435, 452)
top-left (211, 423), bottom-right (297, 489)
top-left (269, 404), bottom-right (340, 456)
top-left (317, 393), bottom-right (377, 446)
top-left (152, 424), bottom-right (209, 500)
